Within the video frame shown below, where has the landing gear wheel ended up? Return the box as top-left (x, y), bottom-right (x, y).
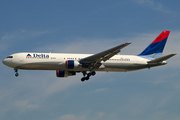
top-left (87, 73), bottom-right (91, 76)
top-left (14, 68), bottom-right (19, 77)
top-left (91, 71), bottom-right (96, 76)
top-left (81, 77), bottom-right (86, 82)
top-left (81, 71), bottom-right (97, 82)
top-left (15, 73), bottom-right (19, 77)
top-left (85, 76), bottom-right (89, 80)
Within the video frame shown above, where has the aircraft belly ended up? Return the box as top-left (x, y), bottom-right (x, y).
top-left (101, 62), bottom-right (149, 72)
top-left (16, 61), bottom-right (151, 72)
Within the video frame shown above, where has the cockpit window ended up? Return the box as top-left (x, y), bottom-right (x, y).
top-left (7, 56), bottom-right (13, 58)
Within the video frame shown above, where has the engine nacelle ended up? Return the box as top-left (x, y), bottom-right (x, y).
top-left (65, 60), bottom-right (80, 69)
top-left (56, 70), bottom-right (76, 77)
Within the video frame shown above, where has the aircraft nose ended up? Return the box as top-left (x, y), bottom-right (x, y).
top-left (2, 59), bottom-right (10, 66)
top-left (2, 58), bottom-right (15, 68)
top-left (2, 59), bottom-right (6, 65)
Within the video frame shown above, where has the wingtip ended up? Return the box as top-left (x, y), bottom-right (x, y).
top-left (125, 42), bottom-right (131, 44)
top-left (172, 53), bottom-right (177, 56)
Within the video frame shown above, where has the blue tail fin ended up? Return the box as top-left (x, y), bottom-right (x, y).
top-left (138, 31), bottom-right (170, 58)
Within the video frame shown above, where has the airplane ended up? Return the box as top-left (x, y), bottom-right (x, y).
top-left (2, 30), bottom-right (176, 82)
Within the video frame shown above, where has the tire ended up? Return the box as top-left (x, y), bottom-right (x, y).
top-left (15, 73), bottom-right (19, 77)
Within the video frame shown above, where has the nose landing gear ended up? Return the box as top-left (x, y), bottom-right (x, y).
top-left (14, 68), bottom-right (19, 77)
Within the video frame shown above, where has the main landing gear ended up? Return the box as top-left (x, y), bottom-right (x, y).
top-left (81, 71), bottom-right (96, 82)
top-left (14, 68), bottom-right (19, 77)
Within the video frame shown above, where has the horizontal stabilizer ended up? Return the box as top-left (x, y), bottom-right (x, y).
top-left (148, 54), bottom-right (176, 63)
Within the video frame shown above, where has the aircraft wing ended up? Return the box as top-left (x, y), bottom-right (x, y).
top-left (148, 54), bottom-right (176, 63)
top-left (79, 42), bottom-right (131, 69)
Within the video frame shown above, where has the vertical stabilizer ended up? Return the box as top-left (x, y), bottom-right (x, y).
top-left (138, 31), bottom-right (170, 58)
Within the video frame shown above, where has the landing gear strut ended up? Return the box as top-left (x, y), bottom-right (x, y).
top-left (81, 71), bottom-right (96, 82)
top-left (14, 68), bottom-right (19, 77)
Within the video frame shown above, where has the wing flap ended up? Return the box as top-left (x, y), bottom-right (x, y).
top-left (148, 54), bottom-right (176, 63)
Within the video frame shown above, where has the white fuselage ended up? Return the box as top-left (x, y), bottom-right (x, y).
top-left (2, 52), bottom-right (166, 72)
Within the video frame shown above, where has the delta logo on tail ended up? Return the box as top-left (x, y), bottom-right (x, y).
top-left (138, 31), bottom-right (170, 58)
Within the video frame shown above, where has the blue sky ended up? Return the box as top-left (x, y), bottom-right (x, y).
top-left (0, 0), bottom-right (180, 120)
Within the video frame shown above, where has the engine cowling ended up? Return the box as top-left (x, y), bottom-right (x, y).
top-left (65, 60), bottom-right (80, 69)
top-left (56, 70), bottom-right (76, 77)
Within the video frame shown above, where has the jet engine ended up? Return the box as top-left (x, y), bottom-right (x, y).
top-left (56, 70), bottom-right (76, 77)
top-left (65, 60), bottom-right (80, 69)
